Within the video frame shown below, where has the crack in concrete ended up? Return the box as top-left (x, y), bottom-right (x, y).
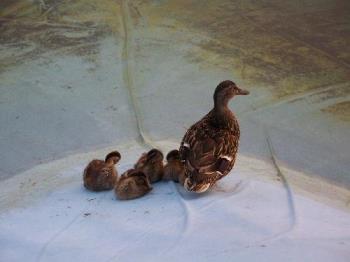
top-left (265, 130), bottom-right (297, 231)
top-left (120, 0), bottom-right (157, 149)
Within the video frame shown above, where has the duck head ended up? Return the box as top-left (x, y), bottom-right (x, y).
top-left (214, 80), bottom-right (249, 108)
top-left (166, 149), bottom-right (181, 161)
top-left (105, 151), bottom-right (121, 165)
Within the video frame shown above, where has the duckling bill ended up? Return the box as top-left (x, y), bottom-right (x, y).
top-left (179, 80), bottom-right (249, 193)
top-left (83, 151), bottom-right (121, 191)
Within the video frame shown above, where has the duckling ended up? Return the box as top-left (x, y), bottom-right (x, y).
top-left (83, 151), bottom-right (121, 191)
top-left (115, 169), bottom-right (152, 200)
top-left (179, 80), bottom-right (249, 193)
top-left (134, 148), bottom-right (164, 183)
top-left (163, 150), bottom-right (185, 185)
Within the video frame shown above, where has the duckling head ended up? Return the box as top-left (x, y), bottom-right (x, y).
top-left (105, 151), bottom-right (121, 164)
top-left (166, 149), bottom-right (181, 161)
top-left (214, 80), bottom-right (249, 107)
top-left (146, 148), bottom-right (164, 163)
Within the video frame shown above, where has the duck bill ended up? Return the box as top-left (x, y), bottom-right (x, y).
top-left (237, 88), bottom-right (250, 95)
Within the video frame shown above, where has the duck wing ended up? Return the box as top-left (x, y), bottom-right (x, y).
top-left (180, 119), bottom-right (238, 177)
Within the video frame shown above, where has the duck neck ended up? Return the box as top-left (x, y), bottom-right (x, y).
top-left (214, 98), bottom-right (230, 114)
top-left (213, 99), bottom-right (234, 128)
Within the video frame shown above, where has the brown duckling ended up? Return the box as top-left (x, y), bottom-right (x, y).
top-left (134, 148), bottom-right (164, 183)
top-left (179, 80), bottom-right (249, 193)
top-left (115, 169), bottom-right (152, 200)
top-left (83, 151), bottom-right (121, 191)
top-left (163, 150), bottom-right (185, 185)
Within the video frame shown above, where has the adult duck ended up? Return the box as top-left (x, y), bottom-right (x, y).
top-left (179, 80), bottom-right (249, 193)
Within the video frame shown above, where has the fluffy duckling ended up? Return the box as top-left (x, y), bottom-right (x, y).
top-left (134, 149), bottom-right (164, 183)
top-left (179, 80), bottom-right (249, 193)
top-left (163, 150), bottom-right (185, 185)
top-left (115, 169), bottom-right (152, 200)
top-left (83, 151), bottom-right (121, 191)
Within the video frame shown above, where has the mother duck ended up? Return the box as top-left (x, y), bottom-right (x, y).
top-left (179, 80), bottom-right (249, 193)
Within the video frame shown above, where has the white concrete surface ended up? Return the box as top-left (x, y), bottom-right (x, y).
top-left (1, 142), bottom-right (349, 262)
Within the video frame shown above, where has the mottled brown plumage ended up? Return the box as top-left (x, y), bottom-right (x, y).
top-left (115, 169), bottom-right (152, 200)
top-left (134, 149), bottom-right (164, 183)
top-left (163, 150), bottom-right (185, 185)
top-left (179, 80), bottom-right (249, 193)
top-left (83, 151), bottom-right (121, 191)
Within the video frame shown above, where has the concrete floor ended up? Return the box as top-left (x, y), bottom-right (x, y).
top-left (0, 0), bottom-right (349, 189)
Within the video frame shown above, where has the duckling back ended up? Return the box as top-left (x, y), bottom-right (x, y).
top-left (83, 151), bottom-right (121, 191)
top-left (134, 149), bottom-right (164, 183)
top-left (115, 169), bottom-right (152, 200)
top-left (83, 160), bottom-right (117, 191)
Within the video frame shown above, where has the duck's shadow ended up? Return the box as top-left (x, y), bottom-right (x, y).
top-left (175, 180), bottom-right (247, 201)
